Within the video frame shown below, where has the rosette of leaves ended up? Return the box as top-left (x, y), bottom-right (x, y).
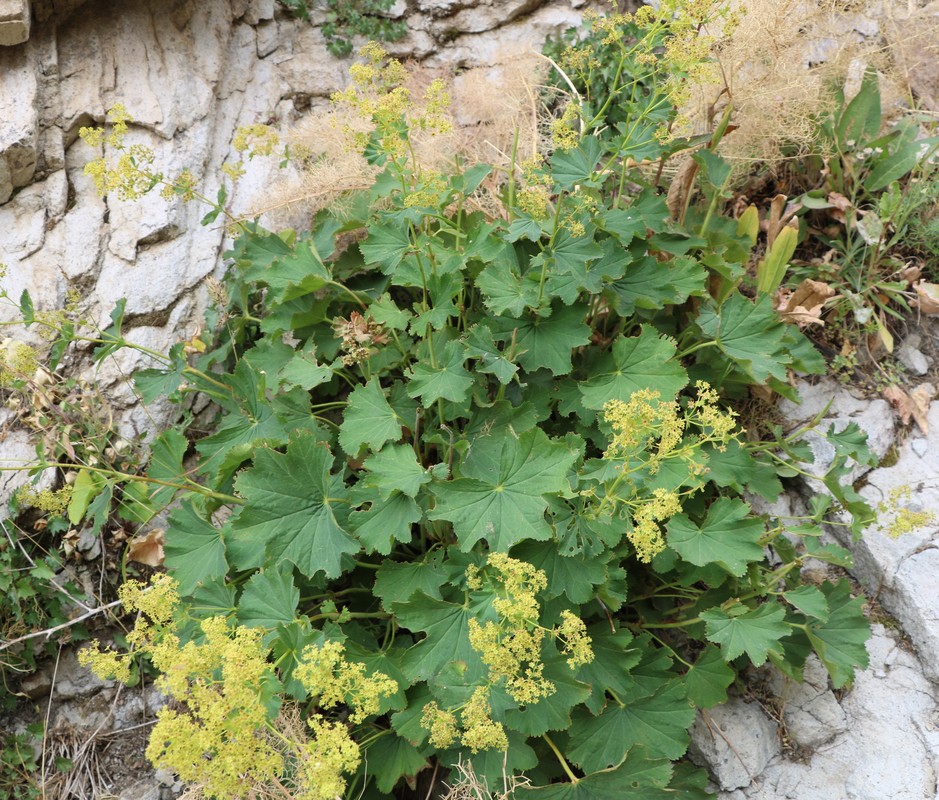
top-left (82, 30), bottom-right (877, 800)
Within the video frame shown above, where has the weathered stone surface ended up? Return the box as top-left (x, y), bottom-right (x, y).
top-left (426, 4), bottom-right (583, 67)
top-left (0, 0), bottom-right (29, 46)
top-left (769, 655), bottom-right (846, 749)
top-left (0, 43), bottom-right (38, 202)
top-left (430, 0), bottom-right (545, 36)
top-left (722, 626), bottom-right (939, 800)
top-left (689, 698), bottom-right (780, 791)
top-left (823, 401), bottom-right (939, 680)
top-left (898, 333), bottom-right (930, 375)
top-left (778, 378), bottom-right (897, 483)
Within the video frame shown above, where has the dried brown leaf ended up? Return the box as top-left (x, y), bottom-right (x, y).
top-left (914, 281), bottom-right (939, 315)
top-left (667, 157), bottom-right (698, 221)
top-left (127, 528), bottom-right (165, 567)
top-left (910, 385), bottom-right (931, 435)
top-left (776, 278), bottom-right (837, 327)
top-left (883, 385), bottom-right (914, 425)
top-left (883, 385), bottom-right (931, 434)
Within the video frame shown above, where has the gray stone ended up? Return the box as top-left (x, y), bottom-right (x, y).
top-left (723, 626), bottom-right (939, 800)
top-left (118, 783), bottom-right (160, 800)
top-left (0, 0), bottom-right (29, 46)
top-left (778, 378), bottom-right (897, 484)
top-left (769, 656), bottom-right (846, 749)
top-left (826, 401), bottom-right (939, 680)
top-left (690, 698), bottom-right (780, 791)
top-left (426, 5), bottom-right (583, 67)
top-left (0, 43), bottom-right (38, 202)
top-left (898, 339), bottom-right (930, 375)
top-left (430, 0), bottom-right (544, 36)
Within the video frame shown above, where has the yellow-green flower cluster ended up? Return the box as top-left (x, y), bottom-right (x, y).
top-left (421, 702), bottom-right (459, 749)
top-left (331, 43), bottom-right (453, 162)
top-left (0, 339), bottom-right (39, 387)
top-left (555, 610), bottom-right (593, 669)
top-left (160, 168), bottom-right (199, 201)
top-left (559, 44), bottom-right (600, 77)
top-left (294, 640), bottom-right (397, 723)
top-left (460, 687), bottom-right (509, 752)
top-left (420, 687), bottom-right (508, 754)
top-left (516, 157), bottom-right (552, 220)
top-left (80, 104), bottom-right (161, 200)
top-left (414, 78), bottom-right (453, 136)
top-left (292, 716), bottom-right (361, 800)
top-left (14, 486), bottom-right (72, 516)
top-left (582, 8), bottom-right (637, 45)
top-left (78, 573), bottom-right (180, 687)
top-left (467, 555), bottom-right (554, 703)
top-left (404, 171), bottom-right (448, 209)
top-left (469, 619), bottom-right (552, 704)
top-left (686, 380), bottom-right (738, 449)
top-left (551, 103), bottom-right (581, 152)
top-left (233, 123), bottom-right (280, 158)
top-left (630, 487), bottom-right (682, 562)
top-left (486, 553), bottom-right (546, 623)
top-left (603, 388), bottom-right (685, 470)
top-left (145, 617), bottom-right (284, 799)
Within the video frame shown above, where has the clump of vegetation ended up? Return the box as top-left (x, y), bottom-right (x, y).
top-left (277, 0), bottom-right (408, 58)
top-left (15, 1), bottom-right (939, 798)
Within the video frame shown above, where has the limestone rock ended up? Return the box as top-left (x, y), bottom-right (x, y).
top-left (426, 4), bottom-right (583, 67)
top-left (0, 43), bottom-right (39, 202)
top-left (725, 626), bottom-right (939, 800)
top-left (830, 401), bottom-right (939, 680)
top-left (897, 336), bottom-right (930, 375)
top-left (769, 655), bottom-right (847, 749)
top-left (0, 0), bottom-right (29, 46)
top-left (430, 0), bottom-right (545, 36)
top-left (778, 378), bottom-right (897, 483)
top-left (689, 698), bottom-right (780, 791)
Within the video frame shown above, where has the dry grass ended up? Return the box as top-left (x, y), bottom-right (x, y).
top-left (251, 54), bottom-right (557, 229)
top-left (685, 0), bottom-right (939, 171)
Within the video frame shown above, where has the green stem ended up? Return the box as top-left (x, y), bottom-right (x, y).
top-left (543, 734), bottom-right (579, 784)
top-left (0, 462), bottom-right (241, 505)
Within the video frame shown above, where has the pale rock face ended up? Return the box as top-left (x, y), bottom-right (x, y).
top-left (0, 0), bottom-right (29, 46)
top-left (0, 42), bottom-right (38, 201)
top-left (689, 698), bottom-right (780, 791)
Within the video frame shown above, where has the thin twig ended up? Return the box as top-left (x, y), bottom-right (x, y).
top-left (0, 598), bottom-right (123, 653)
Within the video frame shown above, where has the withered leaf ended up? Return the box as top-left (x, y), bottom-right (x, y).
top-left (126, 528), bottom-right (165, 567)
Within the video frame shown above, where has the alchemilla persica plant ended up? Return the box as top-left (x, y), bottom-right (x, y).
top-left (55, 6), bottom-right (879, 799)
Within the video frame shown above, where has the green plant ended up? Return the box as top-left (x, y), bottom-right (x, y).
top-left (0, 726), bottom-right (41, 800)
top-left (277, 0), bottom-right (408, 58)
top-left (791, 67), bottom-right (939, 348)
top-left (9, 10), bottom-right (883, 799)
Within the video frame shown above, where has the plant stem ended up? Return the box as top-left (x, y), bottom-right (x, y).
top-left (543, 734), bottom-right (579, 784)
